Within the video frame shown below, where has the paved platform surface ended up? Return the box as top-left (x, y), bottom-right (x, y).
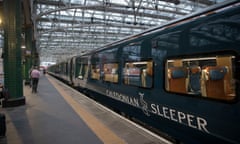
top-left (0, 73), bottom-right (172, 144)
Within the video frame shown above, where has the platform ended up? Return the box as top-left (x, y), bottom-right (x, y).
top-left (0, 73), bottom-right (172, 144)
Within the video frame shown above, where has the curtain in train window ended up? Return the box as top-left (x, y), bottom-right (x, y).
top-left (165, 55), bottom-right (236, 101)
top-left (123, 60), bottom-right (153, 88)
top-left (103, 63), bottom-right (118, 83)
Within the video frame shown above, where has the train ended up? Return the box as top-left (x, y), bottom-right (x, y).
top-left (47, 0), bottom-right (240, 143)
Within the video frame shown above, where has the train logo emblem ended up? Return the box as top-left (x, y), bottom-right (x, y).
top-left (139, 92), bottom-right (150, 116)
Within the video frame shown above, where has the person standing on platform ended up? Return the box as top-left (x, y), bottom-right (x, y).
top-left (30, 66), bottom-right (41, 93)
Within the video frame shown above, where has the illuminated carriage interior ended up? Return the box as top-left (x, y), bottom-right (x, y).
top-left (166, 55), bottom-right (235, 100)
top-left (123, 61), bottom-right (153, 87)
top-left (90, 60), bottom-right (153, 87)
top-left (87, 54), bottom-right (236, 101)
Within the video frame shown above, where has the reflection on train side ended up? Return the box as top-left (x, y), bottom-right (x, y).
top-left (166, 55), bottom-right (236, 101)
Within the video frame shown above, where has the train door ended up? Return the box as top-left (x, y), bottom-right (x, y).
top-left (138, 40), bottom-right (154, 107)
top-left (77, 56), bottom-right (89, 88)
top-left (67, 59), bottom-right (72, 84)
top-left (69, 57), bottom-right (74, 85)
top-left (121, 39), bottom-right (154, 116)
top-left (71, 56), bottom-right (76, 86)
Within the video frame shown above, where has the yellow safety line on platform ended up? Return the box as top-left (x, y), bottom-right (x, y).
top-left (47, 76), bottom-right (125, 144)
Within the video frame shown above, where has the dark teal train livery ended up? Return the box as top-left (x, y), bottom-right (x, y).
top-left (48, 1), bottom-right (240, 143)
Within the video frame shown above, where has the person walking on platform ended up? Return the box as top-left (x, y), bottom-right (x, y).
top-left (30, 66), bottom-right (41, 93)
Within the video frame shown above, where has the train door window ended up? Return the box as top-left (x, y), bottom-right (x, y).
top-left (83, 64), bottom-right (89, 79)
top-left (91, 64), bottom-right (100, 80)
top-left (65, 62), bottom-right (68, 75)
top-left (123, 60), bottom-right (153, 88)
top-left (75, 58), bottom-right (81, 78)
top-left (78, 63), bottom-right (88, 79)
top-left (71, 58), bottom-right (76, 78)
top-left (62, 63), bottom-right (66, 74)
top-left (165, 55), bottom-right (236, 101)
top-left (76, 57), bottom-right (89, 80)
top-left (103, 63), bottom-right (118, 83)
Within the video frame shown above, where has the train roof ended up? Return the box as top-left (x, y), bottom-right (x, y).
top-left (82, 0), bottom-right (239, 55)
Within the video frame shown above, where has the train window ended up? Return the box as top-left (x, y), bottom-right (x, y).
top-left (189, 12), bottom-right (240, 49)
top-left (123, 60), bottom-right (153, 88)
top-left (103, 63), bottom-right (118, 83)
top-left (91, 64), bottom-right (100, 80)
top-left (122, 42), bottom-right (141, 61)
top-left (165, 55), bottom-right (236, 101)
top-left (78, 63), bottom-right (88, 79)
top-left (100, 48), bottom-right (118, 61)
top-left (151, 31), bottom-right (180, 50)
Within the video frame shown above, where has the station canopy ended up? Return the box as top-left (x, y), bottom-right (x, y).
top-left (33, 0), bottom-right (227, 63)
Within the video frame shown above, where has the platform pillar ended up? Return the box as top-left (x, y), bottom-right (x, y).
top-left (23, 26), bottom-right (33, 85)
top-left (32, 40), bottom-right (39, 66)
top-left (2, 0), bottom-right (25, 107)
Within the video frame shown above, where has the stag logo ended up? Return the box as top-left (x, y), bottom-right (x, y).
top-left (139, 92), bottom-right (150, 116)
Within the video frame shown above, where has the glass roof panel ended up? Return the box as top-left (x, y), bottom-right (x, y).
top-left (33, 0), bottom-right (228, 63)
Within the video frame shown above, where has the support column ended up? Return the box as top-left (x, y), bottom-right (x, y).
top-left (24, 26), bottom-right (33, 85)
top-left (32, 40), bottom-right (39, 66)
top-left (2, 0), bottom-right (25, 107)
